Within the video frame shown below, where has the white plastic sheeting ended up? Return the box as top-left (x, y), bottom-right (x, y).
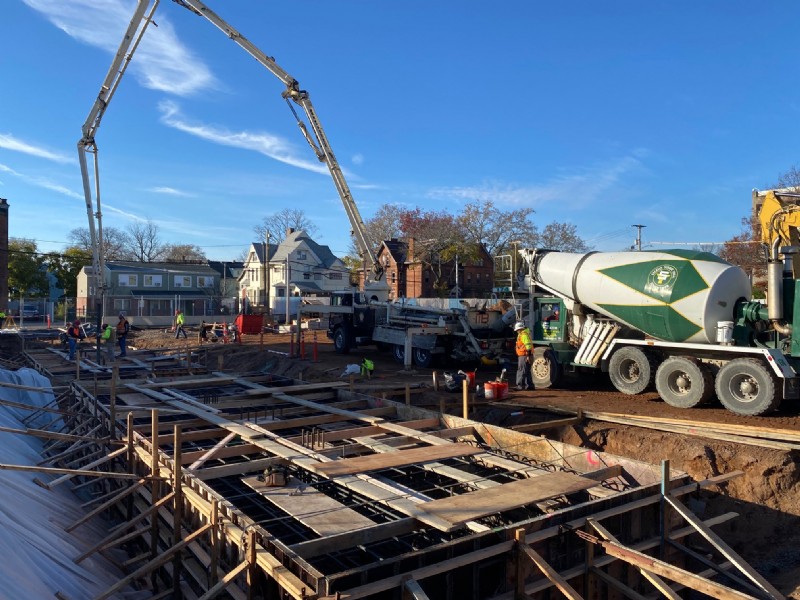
top-left (0, 368), bottom-right (144, 599)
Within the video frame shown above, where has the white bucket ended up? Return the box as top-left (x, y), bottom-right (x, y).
top-left (716, 321), bottom-right (734, 344)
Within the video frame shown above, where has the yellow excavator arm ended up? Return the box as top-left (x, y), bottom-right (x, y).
top-left (759, 190), bottom-right (800, 247)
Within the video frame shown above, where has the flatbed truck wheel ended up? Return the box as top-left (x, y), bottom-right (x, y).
top-left (333, 326), bottom-right (350, 354)
top-left (392, 344), bottom-right (405, 364)
top-left (413, 348), bottom-right (433, 368)
top-left (715, 358), bottom-right (780, 416)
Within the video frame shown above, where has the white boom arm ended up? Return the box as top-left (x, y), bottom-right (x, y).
top-left (77, 0), bottom-right (160, 330)
top-left (173, 0), bottom-right (382, 280)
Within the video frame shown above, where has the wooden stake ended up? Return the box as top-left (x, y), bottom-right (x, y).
top-left (109, 366), bottom-right (118, 440)
top-left (405, 384), bottom-right (411, 406)
top-left (173, 425), bottom-right (183, 598)
top-left (210, 499), bottom-right (219, 586)
top-left (462, 378), bottom-right (469, 419)
top-left (151, 409), bottom-right (160, 591)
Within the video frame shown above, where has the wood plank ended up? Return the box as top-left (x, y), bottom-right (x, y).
top-left (419, 470), bottom-right (606, 531)
top-left (241, 476), bottom-right (375, 536)
top-left (313, 443), bottom-right (483, 478)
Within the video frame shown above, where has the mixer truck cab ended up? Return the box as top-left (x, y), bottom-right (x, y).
top-left (521, 246), bottom-right (800, 416)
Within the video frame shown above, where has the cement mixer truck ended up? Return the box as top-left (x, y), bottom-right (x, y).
top-left (520, 245), bottom-right (800, 416)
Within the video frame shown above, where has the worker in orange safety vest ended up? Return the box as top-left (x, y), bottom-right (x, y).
top-left (514, 320), bottom-right (533, 391)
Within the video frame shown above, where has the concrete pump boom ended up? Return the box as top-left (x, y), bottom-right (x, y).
top-left (77, 0), bottom-right (159, 352)
top-left (173, 0), bottom-right (383, 281)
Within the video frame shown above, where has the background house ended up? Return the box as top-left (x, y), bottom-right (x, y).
top-left (375, 239), bottom-right (495, 300)
top-left (238, 229), bottom-right (351, 316)
top-left (77, 261), bottom-right (224, 320)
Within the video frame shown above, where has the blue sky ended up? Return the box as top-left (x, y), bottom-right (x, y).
top-left (2, 1), bottom-right (799, 261)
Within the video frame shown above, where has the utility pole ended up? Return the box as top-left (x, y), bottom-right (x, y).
top-left (632, 224), bottom-right (647, 251)
top-left (264, 231), bottom-right (270, 316)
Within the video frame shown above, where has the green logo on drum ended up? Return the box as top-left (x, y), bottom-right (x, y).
top-left (646, 265), bottom-right (678, 297)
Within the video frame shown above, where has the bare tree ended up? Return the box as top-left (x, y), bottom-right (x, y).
top-left (457, 199), bottom-right (537, 255)
top-left (254, 208), bottom-right (318, 243)
top-left (536, 221), bottom-right (591, 252)
top-left (775, 165), bottom-right (800, 189)
top-left (162, 243), bottom-right (207, 262)
top-left (68, 226), bottom-right (131, 260)
top-left (126, 220), bottom-right (165, 262)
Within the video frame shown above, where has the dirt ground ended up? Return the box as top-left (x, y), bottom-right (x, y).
top-left (131, 326), bottom-right (800, 597)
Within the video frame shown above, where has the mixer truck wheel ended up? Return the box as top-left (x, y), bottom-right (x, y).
top-left (608, 346), bottom-right (654, 395)
top-left (333, 326), bottom-right (350, 354)
top-left (531, 347), bottom-right (561, 389)
top-left (655, 356), bottom-right (714, 408)
top-left (715, 358), bottom-right (780, 416)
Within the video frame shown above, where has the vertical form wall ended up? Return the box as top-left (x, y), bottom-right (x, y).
top-left (0, 198), bottom-right (8, 311)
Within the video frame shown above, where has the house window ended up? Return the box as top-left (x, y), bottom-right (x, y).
top-left (476, 273), bottom-right (481, 283)
top-left (118, 274), bottom-right (137, 287)
top-left (277, 288), bottom-right (285, 297)
top-left (197, 276), bottom-right (214, 288)
top-left (314, 273), bottom-right (322, 280)
top-left (475, 258), bottom-right (484, 267)
top-left (303, 273), bottom-right (311, 280)
top-left (174, 275), bottom-right (192, 288)
top-left (391, 271), bottom-right (397, 284)
top-left (296, 251), bottom-right (307, 260)
top-left (329, 272), bottom-right (342, 280)
top-left (144, 275), bottom-right (162, 287)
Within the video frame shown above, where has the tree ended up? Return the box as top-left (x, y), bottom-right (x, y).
top-left (68, 226), bottom-right (131, 261)
top-left (456, 199), bottom-right (537, 255)
top-left (254, 208), bottom-right (318, 243)
top-left (48, 247), bottom-right (92, 297)
top-left (537, 221), bottom-right (591, 252)
top-left (8, 238), bottom-right (49, 297)
top-left (162, 243), bottom-right (207, 262)
top-left (775, 165), bottom-right (800, 189)
top-left (353, 204), bottom-right (404, 258)
top-left (720, 216), bottom-right (766, 297)
top-left (126, 220), bottom-right (165, 262)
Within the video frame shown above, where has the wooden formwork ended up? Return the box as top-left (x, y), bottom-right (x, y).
top-left (19, 346), bottom-right (782, 600)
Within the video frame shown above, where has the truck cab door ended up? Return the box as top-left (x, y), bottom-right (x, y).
top-left (532, 298), bottom-right (566, 343)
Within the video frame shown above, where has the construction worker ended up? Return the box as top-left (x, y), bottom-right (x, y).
top-left (360, 357), bottom-right (374, 379)
top-left (116, 312), bottom-right (130, 358)
top-left (174, 309), bottom-right (187, 339)
top-left (514, 320), bottom-right (533, 391)
top-left (98, 323), bottom-right (116, 364)
top-left (66, 320), bottom-right (85, 361)
top-left (0, 310), bottom-right (5, 330)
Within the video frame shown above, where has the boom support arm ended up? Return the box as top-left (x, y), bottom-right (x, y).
top-left (173, 0), bottom-right (382, 280)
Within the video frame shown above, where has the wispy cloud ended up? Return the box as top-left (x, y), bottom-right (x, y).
top-left (0, 163), bottom-right (82, 199)
top-left (147, 186), bottom-right (194, 197)
top-left (104, 204), bottom-right (147, 222)
top-left (158, 100), bottom-right (329, 175)
top-left (0, 134), bottom-right (73, 164)
top-left (427, 153), bottom-right (648, 208)
top-left (21, 0), bottom-right (216, 96)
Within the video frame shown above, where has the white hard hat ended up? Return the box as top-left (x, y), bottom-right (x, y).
top-left (513, 321), bottom-right (525, 331)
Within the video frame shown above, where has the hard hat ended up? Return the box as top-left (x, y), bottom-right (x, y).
top-left (513, 321), bottom-right (525, 331)
top-left (72, 320), bottom-right (80, 326)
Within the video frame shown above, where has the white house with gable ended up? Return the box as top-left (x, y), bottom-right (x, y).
top-left (238, 229), bottom-right (351, 315)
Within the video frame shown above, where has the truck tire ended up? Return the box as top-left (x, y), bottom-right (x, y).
top-left (608, 346), bottom-right (655, 395)
top-left (715, 358), bottom-right (781, 416)
top-left (333, 326), bottom-right (350, 354)
top-left (413, 348), bottom-right (433, 368)
top-left (655, 356), bottom-right (714, 408)
top-left (531, 347), bottom-right (561, 389)
top-left (392, 344), bottom-right (405, 364)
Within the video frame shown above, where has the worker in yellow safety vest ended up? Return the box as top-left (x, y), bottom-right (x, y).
top-left (361, 357), bottom-right (374, 379)
top-left (514, 320), bottom-right (533, 391)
